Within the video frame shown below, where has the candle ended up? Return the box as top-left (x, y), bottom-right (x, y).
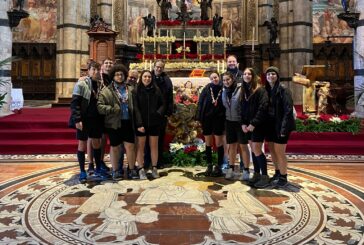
top-left (217, 60), bottom-right (220, 72)
top-left (154, 29), bottom-right (156, 49)
top-left (149, 60), bottom-right (152, 71)
top-left (137, 30), bottom-right (139, 43)
top-left (220, 0), bottom-right (223, 17)
top-left (230, 23), bottom-right (233, 44)
top-left (252, 27), bottom-right (255, 51)
top-left (144, 61), bottom-right (147, 70)
top-left (183, 32), bottom-right (186, 49)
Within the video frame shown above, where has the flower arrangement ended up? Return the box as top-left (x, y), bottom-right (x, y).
top-left (130, 61), bottom-right (219, 70)
top-left (157, 20), bottom-right (182, 26)
top-left (176, 46), bottom-right (190, 53)
top-left (295, 114), bottom-right (361, 134)
top-left (193, 36), bottom-right (229, 43)
top-left (157, 20), bottom-right (212, 26)
top-left (141, 36), bottom-right (177, 43)
top-left (164, 139), bottom-right (214, 167)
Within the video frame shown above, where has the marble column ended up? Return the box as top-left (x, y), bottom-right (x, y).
top-left (258, 0), bottom-right (274, 44)
top-left (113, 0), bottom-right (127, 44)
top-left (353, 2), bottom-right (364, 118)
top-left (279, 0), bottom-right (313, 104)
top-left (56, 0), bottom-right (90, 100)
top-left (97, 0), bottom-right (112, 25)
top-left (0, 0), bottom-right (13, 116)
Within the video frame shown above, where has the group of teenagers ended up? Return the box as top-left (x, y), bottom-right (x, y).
top-left (197, 55), bottom-right (296, 188)
top-left (70, 55), bottom-right (296, 188)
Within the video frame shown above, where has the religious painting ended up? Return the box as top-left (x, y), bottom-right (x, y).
top-left (312, 0), bottom-right (354, 43)
top-left (215, 1), bottom-right (242, 45)
top-left (12, 0), bottom-right (57, 43)
top-left (127, 0), bottom-right (153, 44)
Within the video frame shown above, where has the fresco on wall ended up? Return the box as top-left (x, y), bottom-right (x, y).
top-left (12, 0), bottom-right (57, 43)
top-left (313, 0), bottom-right (354, 43)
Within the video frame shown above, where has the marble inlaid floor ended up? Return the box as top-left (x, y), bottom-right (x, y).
top-left (0, 156), bottom-right (363, 245)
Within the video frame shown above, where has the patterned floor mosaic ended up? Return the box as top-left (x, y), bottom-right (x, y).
top-left (0, 165), bottom-right (363, 245)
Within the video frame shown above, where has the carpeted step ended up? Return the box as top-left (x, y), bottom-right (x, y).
top-left (0, 139), bottom-right (77, 154)
top-left (285, 140), bottom-right (364, 155)
top-left (0, 129), bottom-right (75, 140)
top-left (290, 132), bottom-right (364, 141)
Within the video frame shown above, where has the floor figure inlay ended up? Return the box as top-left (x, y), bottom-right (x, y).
top-left (0, 167), bottom-right (363, 244)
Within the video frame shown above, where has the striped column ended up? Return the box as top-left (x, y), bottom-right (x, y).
top-left (97, 0), bottom-right (112, 25)
top-left (258, 0), bottom-right (274, 44)
top-left (353, 2), bottom-right (364, 118)
top-left (0, 0), bottom-right (12, 116)
top-left (56, 0), bottom-right (90, 100)
top-left (279, 0), bottom-right (313, 104)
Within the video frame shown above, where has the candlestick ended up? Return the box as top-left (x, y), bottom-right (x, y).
top-left (230, 23), bottom-right (233, 44)
top-left (212, 29), bottom-right (214, 37)
top-left (149, 60), bottom-right (152, 71)
top-left (252, 27), bottom-right (255, 52)
top-left (144, 60), bottom-right (147, 70)
top-left (222, 61), bottom-right (225, 71)
top-left (154, 29), bottom-right (156, 49)
top-left (217, 60), bottom-right (220, 73)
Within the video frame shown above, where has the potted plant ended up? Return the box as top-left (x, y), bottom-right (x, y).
top-left (0, 57), bottom-right (12, 109)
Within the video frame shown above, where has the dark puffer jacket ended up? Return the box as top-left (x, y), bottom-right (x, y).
top-left (266, 81), bottom-right (296, 137)
top-left (133, 82), bottom-right (165, 129)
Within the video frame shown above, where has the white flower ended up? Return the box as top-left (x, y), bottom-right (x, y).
top-left (176, 47), bottom-right (183, 53)
top-left (330, 116), bottom-right (342, 123)
top-left (185, 47), bottom-right (190, 52)
top-left (169, 142), bottom-right (184, 153)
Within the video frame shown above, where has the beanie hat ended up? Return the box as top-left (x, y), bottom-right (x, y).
top-left (265, 66), bottom-right (279, 75)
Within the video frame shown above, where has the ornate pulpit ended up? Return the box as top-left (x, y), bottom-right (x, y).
top-left (87, 18), bottom-right (118, 64)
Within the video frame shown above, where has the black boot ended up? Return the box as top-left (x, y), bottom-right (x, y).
top-left (211, 165), bottom-right (223, 177)
top-left (204, 164), bottom-right (213, 176)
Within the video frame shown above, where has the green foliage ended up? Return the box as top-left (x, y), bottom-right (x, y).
top-left (0, 57), bottom-right (12, 109)
top-left (163, 150), bottom-right (217, 167)
top-left (295, 118), bottom-right (361, 134)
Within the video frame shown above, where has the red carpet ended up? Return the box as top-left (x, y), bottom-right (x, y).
top-left (0, 108), bottom-right (363, 155)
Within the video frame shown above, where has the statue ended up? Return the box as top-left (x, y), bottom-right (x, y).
top-left (212, 13), bottom-right (223, 37)
top-left (293, 65), bottom-right (327, 114)
top-left (197, 0), bottom-right (212, 21)
top-left (15, 0), bottom-right (25, 11)
top-left (292, 73), bottom-right (317, 113)
top-left (263, 17), bottom-right (278, 46)
top-left (317, 82), bottom-right (331, 114)
top-left (143, 14), bottom-right (156, 37)
top-left (176, 2), bottom-right (192, 24)
top-left (157, 0), bottom-right (172, 20)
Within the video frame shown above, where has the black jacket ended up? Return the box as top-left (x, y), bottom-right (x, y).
top-left (197, 83), bottom-right (225, 123)
top-left (133, 82), bottom-right (165, 128)
top-left (241, 86), bottom-right (268, 127)
top-left (152, 71), bottom-right (174, 116)
top-left (266, 81), bottom-right (296, 136)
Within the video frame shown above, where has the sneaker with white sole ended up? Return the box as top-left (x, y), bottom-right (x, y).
top-left (151, 168), bottom-right (159, 178)
top-left (138, 168), bottom-right (147, 180)
top-left (225, 168), bottom-right (234, 180)
top-left (240, 170), bottom-right (250, 181)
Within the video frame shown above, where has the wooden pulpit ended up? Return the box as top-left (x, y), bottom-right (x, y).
top-left (87, 19), bottom-right (119, 64)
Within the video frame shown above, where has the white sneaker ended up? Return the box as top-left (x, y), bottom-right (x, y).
top-left (225, 168), bottom-right (234, 180)
top-left (240, 170), bottom-right (250, 181)
top-left (151, 168), bottom-right (159, 178)
top-left (139, 168), bottom-right (147, 180)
